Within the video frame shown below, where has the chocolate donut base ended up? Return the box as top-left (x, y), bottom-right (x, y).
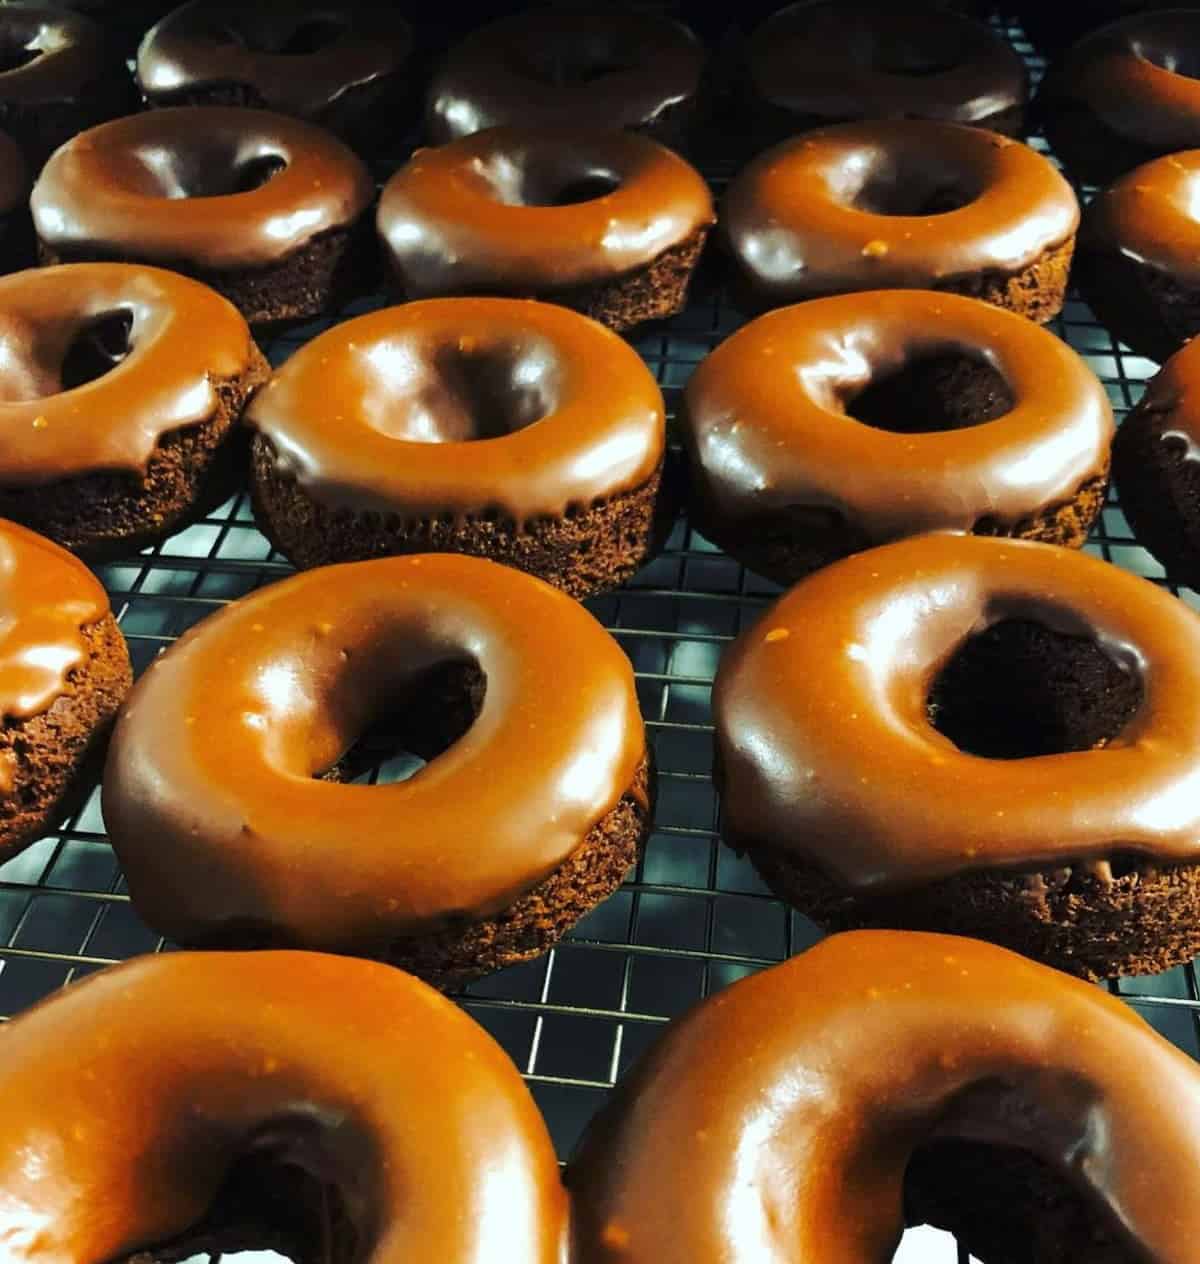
top-left (250, 437), bottom-right (674, 599)
top-left (39, 225), bottom-right (374, 328)
top-left (0, 350), bottom-right (271, 559)
top-left (1074, 249), bottom-right (1199, 365)
top-left (0, 614), bottom-right (130, 864)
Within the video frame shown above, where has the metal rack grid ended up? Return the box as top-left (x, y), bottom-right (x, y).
top-left (1, 14), bottom-right (1198, 1256)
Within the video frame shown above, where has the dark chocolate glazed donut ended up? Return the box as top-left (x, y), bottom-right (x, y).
top-left (569, 930), bottom-right (1200, 1263)
top-left (426, 7), bottom-right (705, 147)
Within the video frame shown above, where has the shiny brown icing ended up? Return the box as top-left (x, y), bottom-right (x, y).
top-left (0, 127), bottom-right (26, 217)
top-left (248, 297), bottom-right (665, 519)
top-left (426, 7), bottom-right (704, 144)
top-left (31, 106), bottom-right (374, 270)
top-left (715, 533), bottom-right (1200, 890)
top-left (102, 552), bottom-right (648, 950)
top-left (683, 291), bottom-right (1113, 542)
top-left (136, 0), bottom-right (413, 120)
top-left (0, 517), bottom-right (108, 720)
top-left (0, 5), bottom-right (107, 106)
top-left (724, 120), bottom-right (1079, 304)
top-left (1083, 148), bottom-right (1200, 287)
top-left (1046, 8), bottom-right (1200, 150)
top-left (377, 127), bottom-right (714, 298)
top-left (0, 263), bottom-right (256, 485)
top-left (569, 929), bottom-right (1200, 1263)
top-left (1127, 322), bottom-right (1200, 459)
top-left (747, 1), bottom-right (1027, 125)
top-left (0, 949), bottom-right (566, 1262)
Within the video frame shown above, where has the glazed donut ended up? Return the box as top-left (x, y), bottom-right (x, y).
top-left (136, 0), bottom-right (414, 147)
top-left (1041, 9), bottom-right (1200, 185)
top-left (0, 263), bottom-right (269, 556)
top-left (378, 127), bottom-right (713, 333)
top-left (745, 1), bottom-right (1027, 139)
top-left (724, 120), bottom-right (1077, 317)
top-left (426, 7), bottom-right (705, 147)
top-left (569, 930), bottom-right (1200, 1263)
top-left (102, 553), bottom-right (651, 987)
top-left (683, 291), bottom-right (1113, 584)
top-left (0, 949), bottom-right (565, 1262)
top-left (1076, 149), bottom-right (1200, 363)
top-left (0, 518), bottom-right (129, 861)
top-left (30, 107), bottom-right (374, 326)
top-left (247, 298), bottom-right (668, 596)
top-left (714, 532), bottom-right (1200, 980)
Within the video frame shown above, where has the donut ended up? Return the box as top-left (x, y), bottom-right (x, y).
top-left (1075, 150), bottom-right (1200, 363)
top-left (1112, 333), bottom-right (1200, 587)
top-left (744, 1), bottom-right (1027, 141)
top-left (101, 553), bottom-right (652, 988)
top-left (0, 519), bottom-right (130, 861)
top-left (136, 0), bottom-right (414, 149)
top-left (0, 949), bottom-right (566, 1261)
top-left (377, 127), bottom-right (714, 333)
top-left (1018, 1), bottom-right (1166, 60)
top-left (568, 930), bottom-right (1200, 1263)
top-left (247, 298), bottom-right (669, 596)
top-left (0, 5), bottom-right (130, 170)
top-left (714, 532), bottom-right (1200, 980)
top-left (426, 8), bottom-right (705, 148)
top-left (682, 291), bottom-right (1113, 584)
top-left (0, 263), bottom-right (269, 556)
top-left (30, 106), bottom-right (375, 327)
top-left (1040, 10), bottom-right (1200, 185)
top-left (723, 120), bottom-right (1078, 318)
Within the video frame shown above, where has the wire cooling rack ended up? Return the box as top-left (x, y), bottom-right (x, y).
top-left (1, 12), bottom-right (1198, 1261)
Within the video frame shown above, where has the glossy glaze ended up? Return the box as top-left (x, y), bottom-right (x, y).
top-left (31, 107), bottom-right (373, 270)
top-left (683, 291), bottom-right (1112, 542)
top-left (570, 930), bottom-right (1200, 1263)
top-left (102, 553), bottom-right (648, 950)
top-left (0, 264), bottom-right (256, 485)
top-left (724, 120), bottom-right (1078, 303)
top-left (0, 949), bottom-right (567, 1262)
top-left (0, 5), bottom-right (107, 105)
top-left (1125, 325), bottom-right (1200, 459)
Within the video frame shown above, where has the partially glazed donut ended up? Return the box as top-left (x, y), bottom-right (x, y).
top-left (714, 533), bottom-right (1200, 979)
top-left (724, 120), bottom-right (1078, 317)
top-left (569, 930), bottom-right (1200, 1263)
top-left (426, 7), bottom-right (705, 146)
top-left (0, 949), bottom-right (566, 1262)
top-left (683, 291), bottom-right (1113, 584)
top-left (102, 553), bottom-right (651, 986)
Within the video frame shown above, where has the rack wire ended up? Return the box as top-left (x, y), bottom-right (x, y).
top-left (1, 14), bottom-right (1197, 1261)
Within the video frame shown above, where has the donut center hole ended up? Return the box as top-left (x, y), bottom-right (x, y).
top-left (870, 41), bottom-right (961, 77)
top-left (1136, 42), bottom-right (1200, 79)
top-left (842, 152), bottom-right (983, 216)
top-left (927, 619), bottom-right (1143, 760)
top-left (137, 147), bottom-right (288, 198)
top-left (511, 42), bottom-right (635, 85)
top-left (472, 153), bottom-right (622, 207)
top-left (205, 17), bottom-right (348, 55)
top-left (60, 310), bottom-right (134, 392)
top-left (845, 351), bottom-right (1014, 434)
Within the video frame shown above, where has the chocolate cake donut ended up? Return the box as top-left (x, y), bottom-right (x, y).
top-left (102, 553), bottom-right (653, 988)
top-left (744, 1), bottom-right (1028, 140)
top-left (1076, 149), bottom-right (1200, 363)
top-left (1113, 334), bottom-right (1200, 587)
top-left (31, 106), bottom-right (374, 326)
top-left (0, 519), bottom-right (130, 862)
top-left (426, 7), bottom-right (705, 148)
top-left (1041, 9), bottom-right (1200, 186)
top-left (0, 263), bottom-right (269, 556)
top-left (683, 291), bottom-right (1113, 584)
top-left (569, 930), bottom-right (1200, 1264)
top-left (248, 298), bottom-right (669, 596)
top-left (136, 0), bottom-right (414, 149)
top-left (378, 127), bottom-right (713, 333)
top-left (0, 949), bottom-right (566, 1262)
top-left (723, 120), bottom-right (1078, 318)
top-left (714, 533), bottom-right (1200, 980)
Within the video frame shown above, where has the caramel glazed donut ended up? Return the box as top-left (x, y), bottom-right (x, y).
top-left (247, 297), bottom-right (669, 596)
top-left (0, 950), bottom-right (567, 1262)
top-left (715, 532), bottom-right (1200, 981)
top-left (102, 553), bottom-right (652, 988)
top-left (568, 930), bottom-right (1200, 1264)
top-left (682, 290), bottom-right (1113, 585)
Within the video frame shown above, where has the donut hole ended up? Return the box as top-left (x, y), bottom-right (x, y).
top-left (1135, 41), bottom-right (1200, 79)
top-left (927, 619), bottom-right (1143, 760)
top-left (130, 144), bottom-right (288, 198)
top-left (203, 17), bottom-right (349, 55)
top-left (868, 37), bottom-right (963, 78)
top-left (510, 41), bottom-right (636, 86)
top-left (845, 351), bottom-right (1014, 434)
top-left (838, 151), bottom-right (984, 216)
top-left (60, 310), bottom-right (134, 391)
top-left (471, 151), bottom-right (622, 207)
